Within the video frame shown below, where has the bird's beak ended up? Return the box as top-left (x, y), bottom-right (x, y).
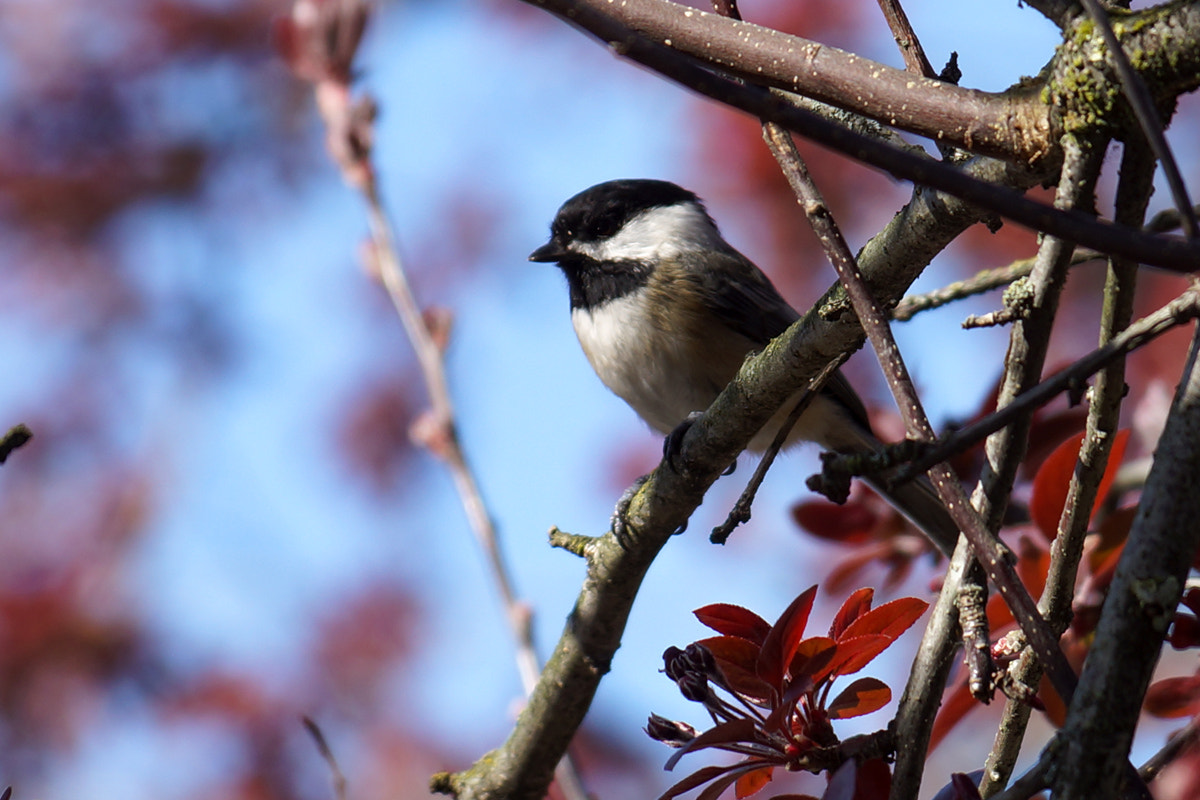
top-left (528, 241), bottom-right (566, 263)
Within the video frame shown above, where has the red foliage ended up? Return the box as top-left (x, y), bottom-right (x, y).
top-left (1144, 674), bottom-right (1200, 719)
top-left (1028, 430), bottom-right (1130, 540)
top-left (335, 376), bottom-right (419, 494)
top-left (652, 587), bottom-right (927, 799)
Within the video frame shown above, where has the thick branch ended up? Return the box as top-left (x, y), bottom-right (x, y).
top-left (531, 0), bottom-right (1047, 161)
top-left (531, 0), bottom-right (1200, 166)
top-left (525, 0), bottom-right (1200, 272)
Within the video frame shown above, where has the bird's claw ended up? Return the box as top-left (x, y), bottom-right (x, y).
top-left (611, 474), bottom-right (650, 548)
top-left (663, 412), bottom-right (737, 476)
top-left (663, 411), bottom-right (704, 472)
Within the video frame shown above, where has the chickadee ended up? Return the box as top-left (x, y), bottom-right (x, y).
top-left (530, 179), bottom-right (959, 556)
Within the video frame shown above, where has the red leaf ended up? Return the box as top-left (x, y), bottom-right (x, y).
top-left (1182, 586), bottom-right (1200, 617)
top-left (823, 634), bottom-right (891, 678)
top-left (1171, 614), bottom-right (1200, 649)
top-left (788, 636), bottom-right (838, 687)
top-left (696, 604), bottom-right (772, 644)
top-left (829, 588), bottom-right (874, 639)
top-left (698, 764), bottom-right (772, 800)
top-left (657, 765), bottom-right (741, 800)
top-left (1145, 674), bottom-right (1200, 718)
top-left (757, 586), bottom-right (818, 689)
top-left (827, 677), bottom-right (891, 719)
top-left (1029, 429), bottom-right (1130, 539)
top-left (793, 499), bottom-right (880, 544)
top-left (664, 718), bottom-right (760, 772)
top-left (840, 597), bottom-right (928, 641)
top-left (698, 636), bottom-right (774, 702)
top-left (735, 766), bottom-right (774, 799)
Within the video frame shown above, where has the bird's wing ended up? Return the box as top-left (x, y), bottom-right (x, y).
top-left (686, 249), bottom-right (871, 428)
top-left (687, 249), bottom-right (799, 344)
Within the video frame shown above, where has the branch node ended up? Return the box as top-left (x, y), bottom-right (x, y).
top-left (963, 276), bottom-right (1036, 329)
top-left (549, 526), bottom-right (597, 558)
top-left (0, 424), bottom-right (32, 465)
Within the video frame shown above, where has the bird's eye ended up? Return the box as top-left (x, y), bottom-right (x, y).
top-left (586, 212), bottom-right (622, 240)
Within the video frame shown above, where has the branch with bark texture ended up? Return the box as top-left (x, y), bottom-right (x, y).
top-left (525, 0), bottom-right (1200, 272)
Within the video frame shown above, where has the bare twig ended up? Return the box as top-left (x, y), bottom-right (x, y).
top-left (710, 356), bottom-right (847, 544)
top-left (277, 3), bottom-right (588, 798)
top-left (875, 0), bottom-right (935, 77)
top-left (988, 755), bottom-right (1053, 800)
top-left (969, 134), bottom-right (1104, 537)
top-left (1140, 714), bottom-right (1200, 782)
top-left (763, 122), bottom-right (1090, 795)
top-left (894, 205), bottom-right (1200, 322)
top-left (303, 717), bottom-right (349, 800)
top-left (894, 287), bottom-right (1200, 485)
top-left (890, 536), bottom-right (972, 800)
top-left (892, 257), bottom-right (1061, 321)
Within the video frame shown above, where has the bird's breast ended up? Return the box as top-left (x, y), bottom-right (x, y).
top-left (571, 293), bottom-right (750, 435)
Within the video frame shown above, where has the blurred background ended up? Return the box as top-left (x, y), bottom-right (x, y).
top-left (0, 0), bottom-right (1195, 797)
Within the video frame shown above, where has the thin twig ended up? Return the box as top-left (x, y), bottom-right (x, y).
top-left (968, 134), bottom-right (1104, 536)
top-left (988, 755), bottom-right (1053, 800)
top-left (1053, 322), bottom-right (1200, 798)
top-left (980, 140), bottom-right (1157, 798)
top-left (360, 146), bottom-right (590, 800)
top-left (893, 287), bottom-right (1200, 485)
top-left (875, 0), bottom-right (935, 78)
top-left (279, 3), bottom-right (587, 797)
top-left (710, 356), bottom-right (847, 544)
top-left (1139, 714), bottom-right (1200, 782)
top-left (362, 196), bottom-right (541, 694)
top-left (303, 717), bottom-right (349, 800)
top-left (894, 205), bottom-right (1200, 322)
top-left (890, 534), bottom-right (971, 800)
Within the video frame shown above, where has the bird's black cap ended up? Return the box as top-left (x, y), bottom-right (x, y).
top-left (529, 179), bottom-right (702, 262)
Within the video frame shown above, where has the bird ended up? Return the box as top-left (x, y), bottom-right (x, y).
top-left (529, 178), bottom-right (960, 556)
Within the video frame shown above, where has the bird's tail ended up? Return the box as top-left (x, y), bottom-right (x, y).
top-left (861, 471), bottom-right (961, 557)
top-left (814, 410), bottom-right (961, 557)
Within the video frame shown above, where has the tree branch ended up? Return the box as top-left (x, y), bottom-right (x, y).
top-left (524, 0), bottom-right (1200, 271)
top-left (894, 287), bottom-right (1200, 485)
